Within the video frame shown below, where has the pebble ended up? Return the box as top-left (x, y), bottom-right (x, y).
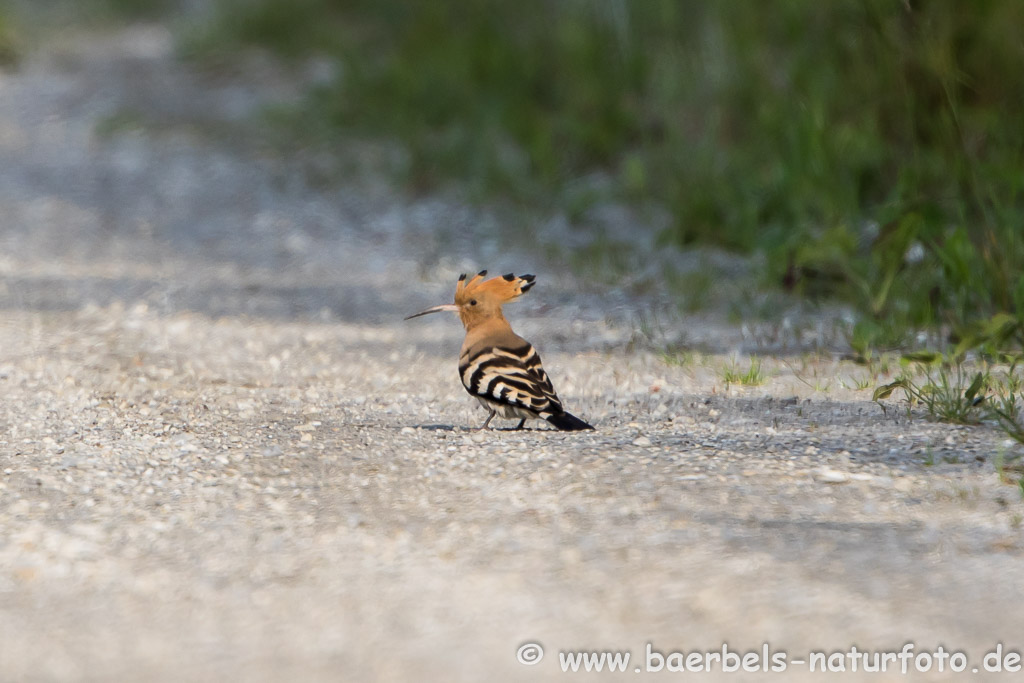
top-left (816, 469), bottom-right (849, 484)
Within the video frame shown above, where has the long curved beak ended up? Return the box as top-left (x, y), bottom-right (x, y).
top-left (404, 303), bottom-right (459, 320)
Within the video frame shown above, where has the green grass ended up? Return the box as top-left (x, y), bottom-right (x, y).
top-left (661, 349), bottom-right (702, 369)
top-left (841, 373), bottom-right (875, 392)
top-left (171, 1), bottom-right (1024, 359)
top-left (987, 361), bottom-right (1024, 446)
top-left (874, 357), bottom-right (987, 425)
top-left (722, 357), bottom-right (766, 387)
top-left (666, 267), bottom-right (718, 314)
top-left (787, 355), bottom-right (835, 393)
top-left (94, 109), bottom-right (149, 137)
top-left (0, 4), bottom-right (18, 67)
top-left (873, 351), bottom-right (1024, 451)
top-left (96, 0), bottom-right (178, 19)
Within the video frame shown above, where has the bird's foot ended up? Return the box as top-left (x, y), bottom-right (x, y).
top-left (478, 411), bottom-right (496, 431)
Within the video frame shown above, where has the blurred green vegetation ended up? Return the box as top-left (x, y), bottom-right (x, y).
top-left (98, 0), bottom-right (178, 20)
top-left (0, 2), bottom-right (18, 66)
top-left (184, 1), bottom-right (1024, 354)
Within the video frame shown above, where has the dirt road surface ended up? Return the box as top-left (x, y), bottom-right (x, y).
top-left (1, 23), bottom-right (1022, 682)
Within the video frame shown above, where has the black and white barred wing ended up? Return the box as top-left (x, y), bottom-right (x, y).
top-left (459, 343), bottom-right (563, 416)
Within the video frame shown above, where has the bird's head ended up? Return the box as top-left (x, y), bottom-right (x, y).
top-left (405, 270), bottom-right (536, 330)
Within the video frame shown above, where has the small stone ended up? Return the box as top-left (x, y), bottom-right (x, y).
top-left (633, 436), bottom-right (652, 447)
top-left (816, 469), bottom-right (848, 484)
top-left (893, 477), bottom-right (915, 492)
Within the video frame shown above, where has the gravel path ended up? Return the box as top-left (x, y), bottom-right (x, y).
top-left (2, 23), bottom-right (1023, 683)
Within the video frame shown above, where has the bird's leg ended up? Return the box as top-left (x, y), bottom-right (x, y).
top-left (478, 410), bottom-right (496, 431)
top-left (514, 418), bottom-right (526, 430)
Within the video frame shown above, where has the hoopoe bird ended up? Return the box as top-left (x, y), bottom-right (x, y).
top-left (406, 271), bottom-right (594, 431)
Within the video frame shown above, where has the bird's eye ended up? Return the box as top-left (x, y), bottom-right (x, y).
top-left (470, 299), bottom-right (477, 306)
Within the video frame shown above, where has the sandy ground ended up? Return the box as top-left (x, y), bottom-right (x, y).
top-left (1, 22), bottom-right (1023, 683)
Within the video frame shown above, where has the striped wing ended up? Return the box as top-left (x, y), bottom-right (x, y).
top-left (459, 343), bottom-right (563, 416)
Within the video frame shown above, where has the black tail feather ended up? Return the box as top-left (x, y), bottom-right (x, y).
top-left (545, 411), bottom-right (595, 431)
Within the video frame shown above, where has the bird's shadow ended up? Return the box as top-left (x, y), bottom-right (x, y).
top-left (413, 424), bottom-right (457, 432)
top-left (407, 424), bottom-right (547, 432)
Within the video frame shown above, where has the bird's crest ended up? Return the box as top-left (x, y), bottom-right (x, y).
top-left (455, 270), bottom-right (535, 306)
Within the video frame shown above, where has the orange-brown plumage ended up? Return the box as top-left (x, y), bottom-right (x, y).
top-left (406, 271), bottom-right (593, 431)
top-left (453, 270), bottom-right (535, 330)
